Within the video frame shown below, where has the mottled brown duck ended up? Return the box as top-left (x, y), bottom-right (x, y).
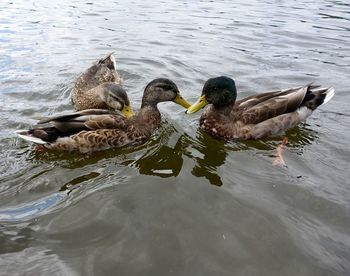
top-left (16, 78), bottom-right (190, 153)
top-left (71, 53), bottom-right (134, 118)
top-left (186, 76), bottom-right (335, 140)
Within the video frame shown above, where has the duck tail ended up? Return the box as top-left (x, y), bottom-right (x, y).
top-left (100, 53), bottom-right (117, 71)
top-left (323, 87), bottom-right (335, 105)
top-left (109, 54), bottom-right (117, 71)
top-left (301, 85), bottom-right (335, 111)
top-left (14, 130), bottom-right (47, 145)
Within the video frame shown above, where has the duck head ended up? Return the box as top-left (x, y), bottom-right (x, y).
top-left (141, 78), bottom-right (191, 109)
top-left (186, 76), bottom-right (237, 114)
top-left (98, 83), bottom-right (134, 118)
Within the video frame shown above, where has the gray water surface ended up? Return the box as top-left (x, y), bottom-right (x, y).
top-left (1, 0), bottom-right (350, 275)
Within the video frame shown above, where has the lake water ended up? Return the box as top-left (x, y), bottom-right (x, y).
top-left (0, 0), bottom-right (350, 275)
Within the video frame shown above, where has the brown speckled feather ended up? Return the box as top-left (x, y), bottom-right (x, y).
top-left (41, 107), bottom-right (160, 152)
top-left (84, 115), bottom-right (126, 130)
top-left (46, 129), bottom-right (130, 153)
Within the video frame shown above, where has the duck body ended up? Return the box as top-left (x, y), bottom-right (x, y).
top-left (187, 77), bottom-right (335, 140)
top-left (16, 79), bottom-right (190, 153)
top-left (17, 108), bottom-right (159, 153)
top-left (71, 53), bottom-right (126, 111)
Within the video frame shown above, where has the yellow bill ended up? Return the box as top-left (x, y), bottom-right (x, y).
top-left (173, 93), bottom-right (191, 109)
top-left (121, 104), bottom-right (135, 119)
top-left (186, 95), bottom-right (208, 114)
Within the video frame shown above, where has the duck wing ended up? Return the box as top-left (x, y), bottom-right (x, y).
top-left (83, 114), bottom-right (126, 130)
top-left (236, 85), bottom-right (310, 125)
top-left (37, 109), bottom-right (125, 133)
top-left (38, 109), bottom-right (118, 124)
top-left (16, 109), bottom-right (128, 145)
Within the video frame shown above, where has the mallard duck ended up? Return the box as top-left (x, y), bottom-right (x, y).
top-left (15, 78), bottom-right (191, 153)
top-left (186, 76), bottom-right (335, 140)
top-left (71, 53), bottom-right (134, 118)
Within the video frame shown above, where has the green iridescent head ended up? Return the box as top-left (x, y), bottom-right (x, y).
top-left (187, 76), bottom-right (237, 114)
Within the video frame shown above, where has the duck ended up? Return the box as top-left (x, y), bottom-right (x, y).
top-left (186, 76), bottom-right (335, 140)
top-left (71, 53), bottom-right (134, 118)
top-left (15, 78), bottom-right (191, 153)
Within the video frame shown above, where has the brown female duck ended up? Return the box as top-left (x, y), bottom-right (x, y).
top-left (186, 76), bottom-right (335, 140)
top-left (16, 78), bottom-right (190, 153)
top-left (71, 53), bottom-right (134, 118)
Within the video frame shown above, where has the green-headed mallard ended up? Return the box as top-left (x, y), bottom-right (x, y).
top-left (15, 78), bottom-right (190, 153)
top-left (186, 76), bottom-right (335, 140)
top-left (71, 53), bottom-right (134, 118)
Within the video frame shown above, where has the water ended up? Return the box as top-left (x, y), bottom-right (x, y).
top-left (1, 0), bottom-right (350, 275)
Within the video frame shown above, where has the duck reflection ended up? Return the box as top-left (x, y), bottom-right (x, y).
top-left (240, 123), bottom-right (318, 152)
top-left (185, 130), bottom-right (228, 186)
top-left (132, 136), bottom-right (185, 177)
top-left (284, 124), bottom-right (318, 148)
top-left (132, 129), bottom-right (229, 185)
top-left (183, 123), bottom-right (317, 186)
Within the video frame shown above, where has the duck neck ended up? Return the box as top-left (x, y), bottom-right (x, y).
top-left (211, 103), bottom-right (234, 116)
top-left (141, 98), bottom-right (158, 109)
top-left (134, 104), bottom-right (161, 130)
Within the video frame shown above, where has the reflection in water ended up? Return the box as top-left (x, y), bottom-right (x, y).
top-left (284, 124), bottom-right (318, 148)
top-left (184, 124), bottom-right (317, 186)
top-left (124, 129), bottom-right (228, 185)
top-left (132, 136), bottom-right (185, 177)
top-left (186, 130), bottom-right (228, 186)
top-left (59, 172), bottom-right (101, 192)
top-left (132, 129), bottom-right (229, 185)
top-left (241, 123), bottom-right (318, 152)
top-left (129, 128), bottom-right (231, 186)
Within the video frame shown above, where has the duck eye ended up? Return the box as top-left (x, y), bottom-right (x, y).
top-left (112, 96), bottom-right (122, 103)
top-left (156, 84), bottom-right (173, 91)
